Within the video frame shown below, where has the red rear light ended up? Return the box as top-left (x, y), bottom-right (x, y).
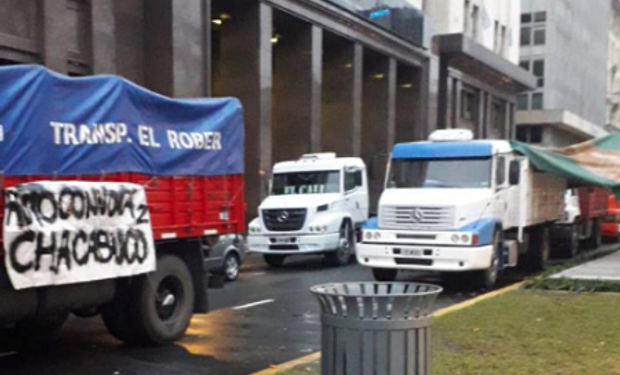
top-left (472, 234), bottom-right (480, 245)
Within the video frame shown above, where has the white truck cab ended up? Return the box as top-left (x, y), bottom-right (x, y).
top-left (248, 153), bottom-right (369, 267)
top-left (358, 129), bottom-right (566, 288)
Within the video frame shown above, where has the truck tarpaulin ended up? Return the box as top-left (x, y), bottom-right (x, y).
top-left (0, 65), bottom-right (244, 177)
top-left (510, 135), bottom-right (620, 198)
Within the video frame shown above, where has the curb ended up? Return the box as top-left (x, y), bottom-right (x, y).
top-left (247, 280), bottom-right (525, 375)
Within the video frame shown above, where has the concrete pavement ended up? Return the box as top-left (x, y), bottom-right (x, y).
top-left (552, 250), bottom-right (620, 282)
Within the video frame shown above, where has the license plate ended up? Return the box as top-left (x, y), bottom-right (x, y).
top-left (402, 248), bottom-right (423, 257)
top-left (274, 237), bottom-right (293, 244)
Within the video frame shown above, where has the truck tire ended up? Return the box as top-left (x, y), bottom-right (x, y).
top-left (372, 268), bottom-right (398, 282)
top-left (263, 254), bottom-right (286, 268)
top-left (472, 231), bottom-right (500, 290)
top-left (584, 218), bottom-right (602, 250)
top-left (101, 280), bottom-right (139, 343)
top-left (528, 225), bottom-right (551, 271)
top-left (558, 224), bottom-right (579, 259)
top-left (325, 221), bottom-right (355, 267)
top-left (130, 255), bottom-right (195, 345)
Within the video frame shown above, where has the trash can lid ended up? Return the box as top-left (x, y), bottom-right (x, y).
top-left (310, 282), bottom-right (443, 320)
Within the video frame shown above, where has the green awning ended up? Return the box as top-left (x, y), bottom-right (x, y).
top-left (510, 134), bottom-right (620, 198)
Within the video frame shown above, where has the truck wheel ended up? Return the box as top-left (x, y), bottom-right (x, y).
top-left (584, 219), bottom-right (602, 250)
top-left (101, 280), bottom-right (139, 343)
top-left (559, 224), bottom-right (579, 259)
top-left (325, 221), bottom-right (355, 267)
top-left (131, 255), bottom-right (195, 345)
top-left (473, 231), bottom-right (500, 290)
top-left (372, 268), bottom-right (398, 282)
top-left (223, 253), bottom-right (241, 281)
top-left (263, 254), bottom-right (286, 268)
top-left (528, 225), bottom-right (551, 271)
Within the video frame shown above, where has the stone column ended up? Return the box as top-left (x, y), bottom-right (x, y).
top-left (41, 0), bottom-right (69, 73)
top-left (214, 2), bottom-right (273, 215)
top-left (90, 0), bottom-right (115, 74)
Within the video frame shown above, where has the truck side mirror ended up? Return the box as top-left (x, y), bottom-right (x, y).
top-left (509, 160), bottom-right (520, 185)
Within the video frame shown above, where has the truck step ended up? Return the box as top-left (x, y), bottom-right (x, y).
top-left (503, 240), bottom-right (519, 268)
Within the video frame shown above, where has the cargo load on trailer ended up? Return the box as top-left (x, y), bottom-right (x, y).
top-left (0, 65), bottom-right (245, 345)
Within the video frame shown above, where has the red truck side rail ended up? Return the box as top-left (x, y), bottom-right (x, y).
top-left (578, 187), bottom-right (610, 220)
top-left (0, 173), bottom-right (245, 244)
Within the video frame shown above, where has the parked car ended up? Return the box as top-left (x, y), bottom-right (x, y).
top-left (248, 153), bottom-right (369, 267)
top-left (602, 194), bottom-right (620, 242)
top-left (205, 234), bottom-right (246, 281)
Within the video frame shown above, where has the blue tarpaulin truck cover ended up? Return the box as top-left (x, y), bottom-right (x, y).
top-left (0, 65), bottom-right (244, 177)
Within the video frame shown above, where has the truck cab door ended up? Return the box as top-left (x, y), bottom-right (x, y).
top-left (493, 155), bottom-right (510, 227)
top-left (344, 167), bottom-right (368, 225)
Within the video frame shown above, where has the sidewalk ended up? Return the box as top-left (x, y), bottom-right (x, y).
top-left (552, 250), bottom-right (620, 281)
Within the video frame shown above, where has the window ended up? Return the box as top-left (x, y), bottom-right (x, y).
top-left (500, 26), bottom-right (507, 55)
top-left (496, 157), bottom-right (506, 186)
top-left (519, 60), bottom-right (530, 71)
top-left (461, 89), bottom-right (477, 121)
top-left (272, 171), bottom-right (341, 195)
top-left (517, 94), bottom-right (529, 110)
top-left (533, 28), bottom-right (546, 45)
top-left (516, 125), bottom-right (543, 144)
top-left (521, 24), bottom-right (545, 47)
top-left (532, 93), bottom-right (544, 110)
top-left (520, 27), bottom-right (531, 46)
top-left (530, 126), bottom-right (543, 143)
top-left (387, 158), bottom-right (492, 189)
top-left (534, 12), bottom-right (547, 22)
top-left (521, 13), bottom-right (532, 24)
top-left (464, 0), bottom-right (471, 36)
top-left (345, 170), bottom-right (362, 191)
top-left (533, 59), bottom-right (545, 87)
top-left (494, 21), bottom-right (500, 52)
top-left (471, 5), bottom-right (479, 40)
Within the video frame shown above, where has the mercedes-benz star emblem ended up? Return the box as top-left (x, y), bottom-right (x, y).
top-left (277, 210), bottom-right (290, 223)
top-left (410, 208), bottom-right (424, 223)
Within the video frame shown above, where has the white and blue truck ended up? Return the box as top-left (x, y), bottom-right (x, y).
top-left (357, 129), bottom-right (567, 288)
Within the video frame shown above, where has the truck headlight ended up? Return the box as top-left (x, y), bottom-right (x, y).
top-left (461, 234), bottom-right (470, 244)
top-left (451, 234), bottom-right (459, 243)
top-left (364, 231), bottom-right (372, 240)
top-left (373, 232), bottom-right (381, 240)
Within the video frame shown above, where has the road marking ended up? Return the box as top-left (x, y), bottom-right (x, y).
top-left (247, 281), bottom-right (526, 375)
top-left (0, 351), bottom-right (18, 358)
top-left (232, 299), bottom-right (274, 310)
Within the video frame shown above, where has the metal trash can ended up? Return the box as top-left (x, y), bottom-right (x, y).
top-left (311, 282), bottom-right (442, 375)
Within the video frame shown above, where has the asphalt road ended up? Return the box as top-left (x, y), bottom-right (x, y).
top-left (0, 253), bottom-right (528, 375)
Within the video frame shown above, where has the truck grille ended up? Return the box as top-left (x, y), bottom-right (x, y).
top-left (262, 208), bottom-right (307, 232)
top-left (380, 206), bottom-right (454, 230)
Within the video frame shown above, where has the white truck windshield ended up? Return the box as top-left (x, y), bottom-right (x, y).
top-left (387, 158), bottom-right (492, 189)
top-left (272, 171), bottom-right (341, 195)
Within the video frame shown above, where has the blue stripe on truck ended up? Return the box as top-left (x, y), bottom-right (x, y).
top-left (458, 218), bottom-right (500, 246)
